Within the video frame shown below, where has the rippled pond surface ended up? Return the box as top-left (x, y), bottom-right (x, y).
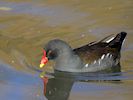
top-left (0, 0), bottom-right (133, 100)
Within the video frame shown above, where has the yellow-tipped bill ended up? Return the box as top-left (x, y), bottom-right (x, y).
top-left (40, 63), bottom-right (45, 68)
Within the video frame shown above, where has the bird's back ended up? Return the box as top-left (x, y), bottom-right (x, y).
top-left (73, 32), bottom-right (127, 67)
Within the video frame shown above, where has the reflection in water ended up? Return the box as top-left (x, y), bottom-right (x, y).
top-left (1, 61), bottom-right (133, 100)
top-left (0, 62), bottom-right (47, 100)
top-left (0, 0), bottom-right (133, 100)
top-left (45, 76), bottom-right (74, 100)
top-left (43, 69), bottom-right (133, 100)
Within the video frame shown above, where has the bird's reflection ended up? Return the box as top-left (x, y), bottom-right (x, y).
top-left (42, 71), bottom-right (76, 100)
top-left (42, 64), bottom-right (121, 100)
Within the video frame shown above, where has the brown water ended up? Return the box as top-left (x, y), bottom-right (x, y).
top-left (0, 0), bottom-right (133, 100)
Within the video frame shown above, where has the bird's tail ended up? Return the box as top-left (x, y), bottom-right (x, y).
top-left (108, 32), bottom-right (127, 51)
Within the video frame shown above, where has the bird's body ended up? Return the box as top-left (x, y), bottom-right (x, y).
top-left (40, 32), bottom-right (127, 73)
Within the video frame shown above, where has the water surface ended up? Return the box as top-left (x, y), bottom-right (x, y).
top-left (0, 0), bottom-right (133, 100)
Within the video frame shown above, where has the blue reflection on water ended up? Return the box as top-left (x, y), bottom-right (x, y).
top-left (0, 62), bottom-right (47, 100)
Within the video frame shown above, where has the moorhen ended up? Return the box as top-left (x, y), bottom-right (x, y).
top-left (39, 32), bottom-right (127, 72)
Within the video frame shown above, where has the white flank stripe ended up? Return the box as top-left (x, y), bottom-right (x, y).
top-left (101, 54), bottom-right (105, 60)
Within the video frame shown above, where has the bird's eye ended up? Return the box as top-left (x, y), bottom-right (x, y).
top-left (47, 50), bottom-right (57, 60)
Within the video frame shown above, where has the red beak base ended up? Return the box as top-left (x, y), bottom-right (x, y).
top-left (40, 50), bottom-right (48, 68)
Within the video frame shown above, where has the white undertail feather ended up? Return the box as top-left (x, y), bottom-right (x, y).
top-left (122, 38), bottom-right (125, 47)
top-left (105, 37), bottom-right (115, 43)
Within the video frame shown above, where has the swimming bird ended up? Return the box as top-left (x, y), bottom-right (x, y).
top-left (39, 32), bottom-right (127, 73)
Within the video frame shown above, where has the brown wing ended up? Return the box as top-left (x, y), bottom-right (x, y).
top-left (73, 32), bottom-right (127, 64)
top-left (73, 42), bottom-right (119, 64)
